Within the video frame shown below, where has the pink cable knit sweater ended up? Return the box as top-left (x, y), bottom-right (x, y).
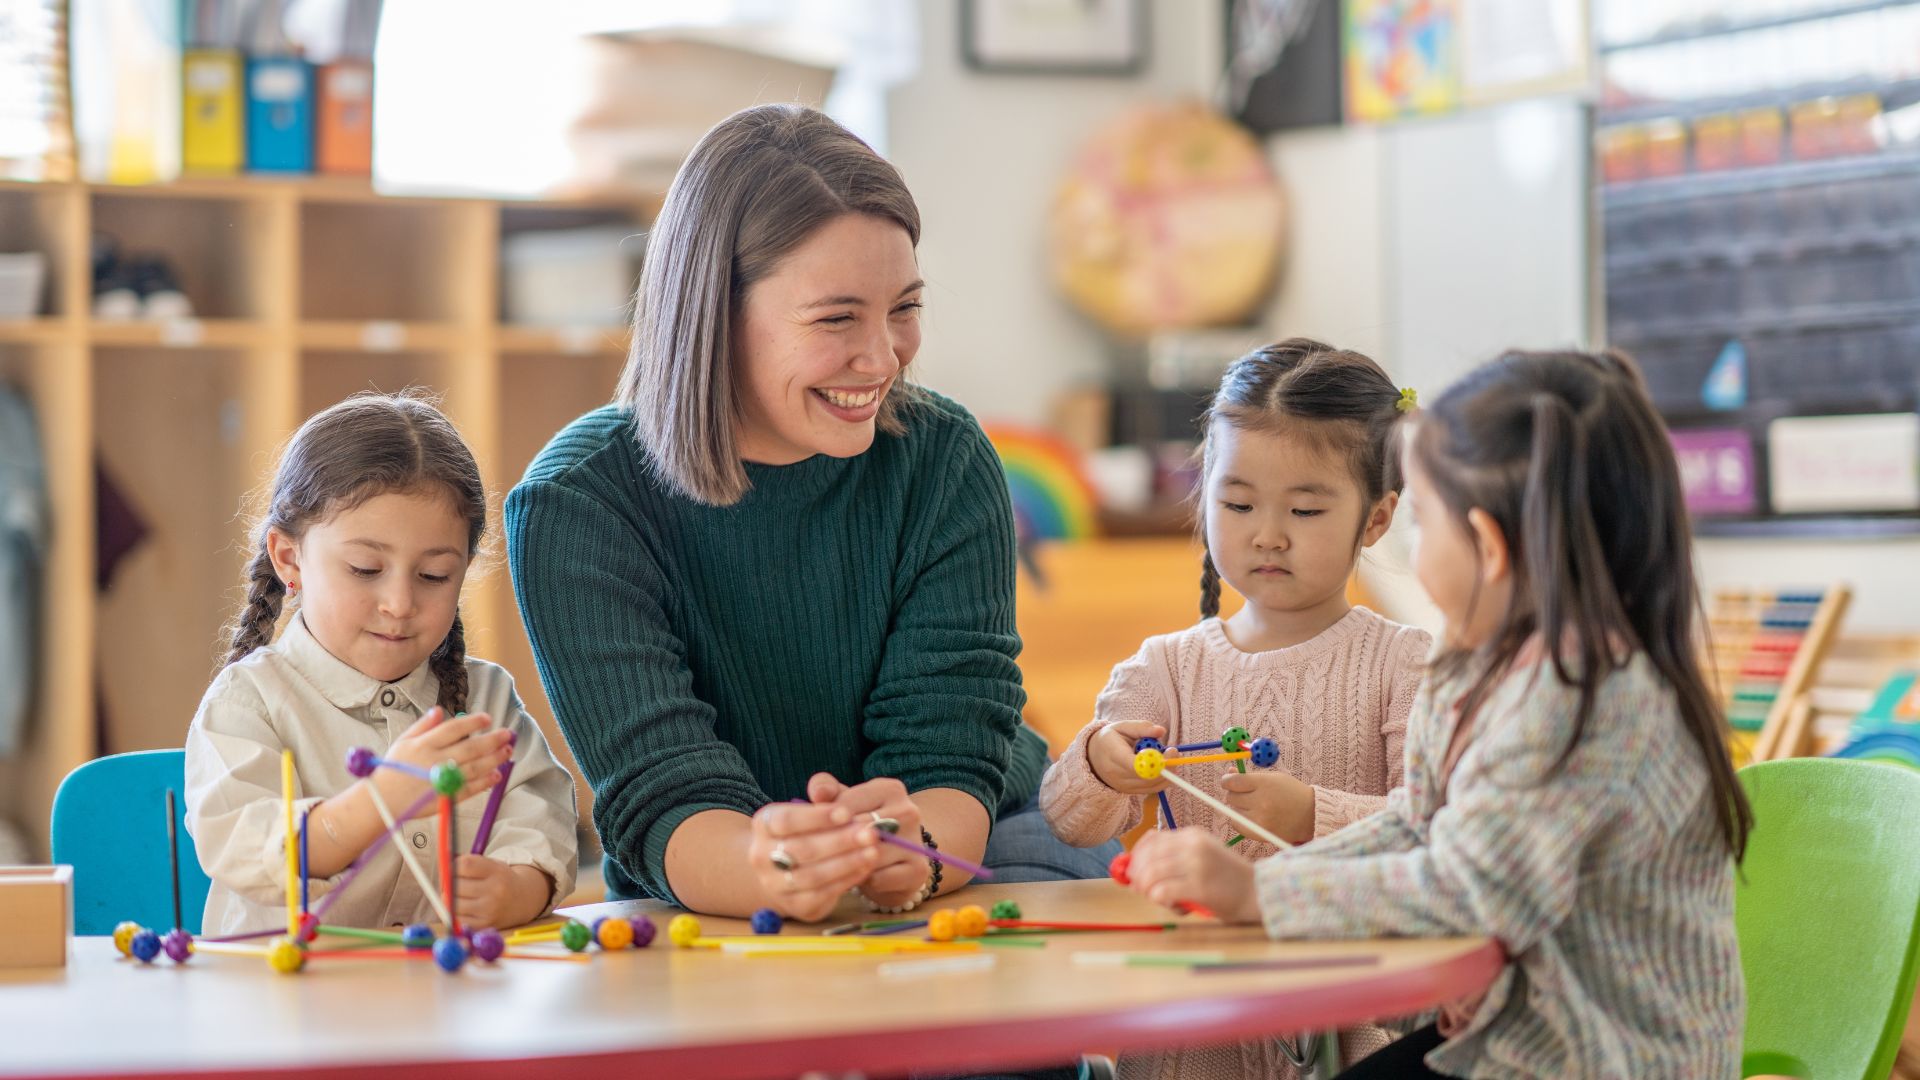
top-left (1040, 606), bottom-right (1430, 1080)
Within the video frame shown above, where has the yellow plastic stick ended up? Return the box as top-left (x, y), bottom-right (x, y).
top-left (1162, 751), bottom-right (1252, 769)
top-left (282, 751), bottom-right (298, 937)
top-left (1158, 769), bottom-right (1292, 850)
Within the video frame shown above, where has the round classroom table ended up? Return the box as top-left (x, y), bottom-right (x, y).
top-left (1, 879), bottom-right (1503, 1079)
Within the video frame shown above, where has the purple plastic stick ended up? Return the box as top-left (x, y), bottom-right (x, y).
top-left (299, 810), bottom-right (310, 915)
top-left (858, 919), bottom-right (929, 936)
top-left (875, 828), bottom-right (993, 881)
top-left (200, 927), bottom-right (287, 944)
top-left (311, 789), bottom-right (436, 919)
top-left (469, 759), bottom-right (515, 854)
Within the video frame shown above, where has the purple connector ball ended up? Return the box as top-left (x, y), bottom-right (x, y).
top-left (749, 908), bottom-right (783, 935)
top-left (129, 928), bottom-right (162, 964)
top-left (1248, 737), bottom-right (1280, 769)
top-left (344, 746), bottom-right (376, 778)
top-left (401, 923), bottom-right (434, 950)
top-left (628, 915), bottom-right (657, 948)
top-left (433, 935), bottom-right (467, 972)
top-left (161, 929), bottom-right (194, 963)
top-left (469, 928), bottom-right (505, 963)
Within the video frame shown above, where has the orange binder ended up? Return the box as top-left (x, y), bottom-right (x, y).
top-left (316, 60), bottom-right (373, 175)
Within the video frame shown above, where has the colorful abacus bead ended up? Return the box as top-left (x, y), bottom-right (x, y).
top-left (433, 935), bottom-right (468, 972)
top-left (161, 929), bottom-right (194, 963)
top-left (112, 921), bottom-right (143, 957)
top-left (1221, 726), bottom-right (1250, 753)
top-left (1132, 748), bottom-right (1165, 780)
top-left (267, 937), bottom-right (305, 974)
top-left (128, 928), bottom-right (162, 964)
top-left (629, 915), bottom-right (658, 948)
top-left (470, 928), bottom-right (505, 962)
top-left (1248, 737), bottom-right (1280, 768)
top-left (344, 746), bottom-right (376, 778)
top-left (401, 923), bottom-right (435, 950)
top-left (749, 908), bottom-right (783, 935)
top-left (927, 909), bottom-right (957, 942)
top-left (430, 762), bottom-right (464, 797)
top-left (990, 900), bottom-right (1022, 921)
top-left (560, 919), bottom-right (593, 952)
top-left (668, 914), bottom-right (702, 948)
top-left (954, 905), bottom-right (988, 938)
top-left (595, 916), bottom-right (635, 950)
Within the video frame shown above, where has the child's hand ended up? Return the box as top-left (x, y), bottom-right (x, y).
top-left (1124, 828), bottom-right (1261, 924)
top-left (1088, 720), bottom-right (1170, 795)
top-left (1218, 770), bottom-right (1317, 846)
top-left (379, 708), bottom-right (514, 817)
top-left (453, 854), bottom-right (550, 930)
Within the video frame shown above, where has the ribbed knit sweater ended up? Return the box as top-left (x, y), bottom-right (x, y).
top-left (504, 393), bottom-right (1049, 903)
top-left (1260, 653), bottom-right (1744, 1078)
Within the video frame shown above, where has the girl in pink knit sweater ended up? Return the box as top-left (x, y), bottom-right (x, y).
top-left (1040, 338), bottom-right (1431, 1079)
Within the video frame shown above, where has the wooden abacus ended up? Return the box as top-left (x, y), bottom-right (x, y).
top-left (1705, 583), bottom-right (1851, 764)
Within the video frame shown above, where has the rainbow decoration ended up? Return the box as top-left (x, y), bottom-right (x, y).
top-left (1829, 671), bottom-right (1920, 772)
top-left (982, 424), bottom-right (1099, 543)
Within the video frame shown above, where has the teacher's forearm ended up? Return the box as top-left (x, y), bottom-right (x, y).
top-left (661, 808), bottom-right (764, 917)
top-left (915, 788), bottom-right (990, 895)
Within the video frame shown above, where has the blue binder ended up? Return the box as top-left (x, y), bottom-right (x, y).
top-left (246, 56), bottom-right (314, 173)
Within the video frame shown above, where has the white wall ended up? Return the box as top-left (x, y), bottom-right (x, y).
top-left (887, 0), bottom-right (1223, 424)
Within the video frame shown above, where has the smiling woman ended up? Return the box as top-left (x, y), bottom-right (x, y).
top-left (505, 105), bottom-right (1120, 924)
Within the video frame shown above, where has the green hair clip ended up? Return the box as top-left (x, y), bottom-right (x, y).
top-left (1396, 386), bottom-right (1419, 413)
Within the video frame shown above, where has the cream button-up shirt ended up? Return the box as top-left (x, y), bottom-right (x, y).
top-left (185, 614), bottom-right (578, 935)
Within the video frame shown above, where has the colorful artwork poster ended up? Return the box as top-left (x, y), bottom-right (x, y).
top-left (1345, 0), bottom-right (1461, 122)
top-left (1671, 427), bottom-right (1758, 517)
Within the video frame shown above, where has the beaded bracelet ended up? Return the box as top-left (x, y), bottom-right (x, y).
top-left (861, 826), bottom-right (943, 914)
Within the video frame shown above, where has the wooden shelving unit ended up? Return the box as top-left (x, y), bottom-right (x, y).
top-left (0, 177), bottom-right (649, 857)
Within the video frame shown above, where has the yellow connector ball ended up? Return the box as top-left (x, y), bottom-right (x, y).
top-left (1133, 747), bottom-right (1165, 780)
top-left (955, 905), bottom-right (988, 938)
top-left (112, 921), bottom-right (143, 957)
top-left (267, 937), bottom-right (306, 974)
top-left (668, 913), bottom-right (702, 948)
top-left (927, 909), bottom-right (957, 942)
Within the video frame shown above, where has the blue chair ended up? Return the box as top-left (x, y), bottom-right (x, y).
top-left (51, 749), bottom-right (210, 935)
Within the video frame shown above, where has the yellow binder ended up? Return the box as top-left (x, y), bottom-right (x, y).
top-left (182, 48), bottom-right (244, 175)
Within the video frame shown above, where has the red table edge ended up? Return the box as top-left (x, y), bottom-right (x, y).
top-left (14, 940), bottom-right (1505, 1080)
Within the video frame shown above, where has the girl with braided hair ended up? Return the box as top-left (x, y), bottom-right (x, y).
top-left (185, 391), bottom-right (576, 936)
top-left (1040, 338), bottom-right (1429, 1079)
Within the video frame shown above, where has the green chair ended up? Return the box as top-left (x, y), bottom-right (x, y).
top-left (1737, 757), bottom-right (1920, 1079)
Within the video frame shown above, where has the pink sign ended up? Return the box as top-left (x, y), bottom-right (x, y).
top-left (1670, 428), bottom-right (1757, 516)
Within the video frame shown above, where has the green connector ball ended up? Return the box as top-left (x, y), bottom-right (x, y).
top-left (430, 762), bottom-right (464, 796)
top-left (990, 900), bottom-right (1021, 921)
top-left (560, 919), bottom-right (592, 952)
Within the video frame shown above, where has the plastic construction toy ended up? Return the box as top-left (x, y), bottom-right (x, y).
top-left (1132, 727), bottom-right (1289, 850)
top-left (749, 908), bottom-right (784, 935)
top-left (112, 747), bottom-right (591, 976)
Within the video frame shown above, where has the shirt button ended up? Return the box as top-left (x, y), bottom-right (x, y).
top-left (381, 689), bottom-right (396, 707)
top-left (412, 833), bottom-right (427, 849)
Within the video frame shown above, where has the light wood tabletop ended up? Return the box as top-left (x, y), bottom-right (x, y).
top-left (2, 879), bottom-right (1502, 1079)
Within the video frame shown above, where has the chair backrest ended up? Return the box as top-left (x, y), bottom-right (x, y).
top-left (1737, 757), bottom-right (1920, 1079)
top-left (50, 750), bottom-right (210, 935)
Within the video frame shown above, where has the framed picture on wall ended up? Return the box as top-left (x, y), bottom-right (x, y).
top-left (961, 0), bottom-right (1148, 75)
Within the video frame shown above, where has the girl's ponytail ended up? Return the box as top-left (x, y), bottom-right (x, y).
top-left (225, 546), bottom-right (286, 667)
top-left (429, 608), bottom-right (470, 715)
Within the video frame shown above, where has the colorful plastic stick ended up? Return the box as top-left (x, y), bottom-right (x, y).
top-left (299, 810), bottom-right (310, 916)
top-left (311, 790), bottom-right (434, 919)
top-left (1157, 769), bottom-right (1291, 849)
top-left (1190, 954), bottom-right (1380, 974)
top-left (364, 782), bottom-right (454, 926)
top-left (282, 750), bottom-right (298, 938)
top-left (858, 919), bottom-right (929, 936)
top-left (469, 755), bottom-right (516, 855)
top-left (315, 925), bottom-right (407, 945)
top-left (990, 920), bottom-right (1175, 932)
top-left (1174, 740), bottom-right (1224, 753)
top-left (438, 793), bottom-right (457, 936)
top-left (1157, 790), bottom-right (1176, 828)
top-left (873, 828), bottom-right (993, 881)
top-left (165, 789), bottom-right (183, 933)
top-left (200, 927), bottom-right (285, 944)
top-left (1159, 750), bottom-right (1252, 769)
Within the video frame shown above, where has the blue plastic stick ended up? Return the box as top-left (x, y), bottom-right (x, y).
top-left (1174, 740), bottom-right (1224, 753)
top-left (1157, 791), bottom-right (1176, 828)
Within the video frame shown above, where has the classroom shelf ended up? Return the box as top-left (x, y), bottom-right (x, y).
top-left (0, 177), bottom-right (653, 858)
